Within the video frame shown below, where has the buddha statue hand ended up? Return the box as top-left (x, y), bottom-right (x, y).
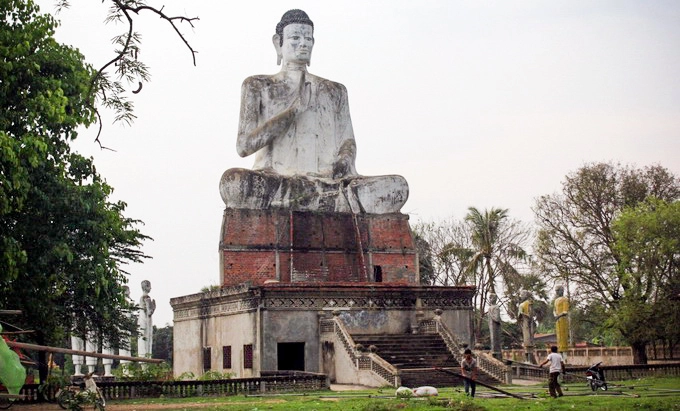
top-left (332, 156), bottom-right (351, 179)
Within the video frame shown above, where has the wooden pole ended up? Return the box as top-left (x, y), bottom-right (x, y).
top-left (5, 341), bottom-right (164, 363)
top-left (0, 330), bottom-right (35, 335)
top-left (433, 367), bottom-right (528, 400)
top-left (0, 310), bottom-right (23, 315)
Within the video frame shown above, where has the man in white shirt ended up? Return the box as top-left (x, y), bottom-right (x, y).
top-left (539, 345), bottom-right (565, 398)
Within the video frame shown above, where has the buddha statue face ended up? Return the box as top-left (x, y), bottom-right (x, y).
top-left (279, 23), bottom-right (314, 66)
top-left (141, 280), bottom-right (151, 294)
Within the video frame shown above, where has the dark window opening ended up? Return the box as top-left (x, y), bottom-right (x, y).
top-left (203, 346), bottom-right (212, 371)
top-left (222, 346), bottom-right (232, 369)
top-left (277, 342), bottom-right (305, 371)
top-left (244, 344), bottom-right (253, 369)
top-left (374, 265), bottom-right (383, 282)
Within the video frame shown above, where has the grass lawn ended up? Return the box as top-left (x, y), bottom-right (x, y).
top-left (103, 376), bottom-right (680, 411)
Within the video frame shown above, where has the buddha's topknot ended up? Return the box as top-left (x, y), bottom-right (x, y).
top-left (276, 9), bottom-right (314, 45)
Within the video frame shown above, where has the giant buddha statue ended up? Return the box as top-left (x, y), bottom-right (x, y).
top-left (220, 9), bottom-right (408, 214)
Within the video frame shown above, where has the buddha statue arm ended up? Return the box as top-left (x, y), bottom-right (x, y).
top-left (236, 75), bottom-right (309, 158)
top-left (330, 82), bottom-right (358, 178)
top-left (148, 298), bottom-right (156, 316)
top-left (332, 139), bottom-right (356, 178)
top-left (554, 297), bottom-right (569, 319)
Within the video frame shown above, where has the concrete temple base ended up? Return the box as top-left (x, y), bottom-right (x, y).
top-left (171, 282), bottom-right (474, 380)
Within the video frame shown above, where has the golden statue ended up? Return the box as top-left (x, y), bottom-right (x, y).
top-left (554, 285), bottom-right (570, 352)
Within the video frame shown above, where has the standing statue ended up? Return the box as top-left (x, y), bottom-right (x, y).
top-left (517, 291), bottom-right (535, 363)
top-left (554, 285), bottom-right (570, 353)
top-left (70, 334), bottom-right (85, 376)
top-left (85, 331), bottom-right (97, 374)
top-left (137, 280), bottom-right (156, 358)
top-left (488, 294), bottom-right (502, 360)
top-left (219, 9), bottom-right (408, 214)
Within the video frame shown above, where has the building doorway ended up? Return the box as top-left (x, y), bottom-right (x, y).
top-left (277, 342), bottom-right (305, 371)
top-left (374, 265), bottom-right (383, 282)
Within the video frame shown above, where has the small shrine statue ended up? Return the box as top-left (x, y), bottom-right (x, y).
top-left (517, 291), bottom-right (535, 363)
top-left (70, 334), bottom-right (85, 376)
top-left (219, 9), bottom-right (408, 214)
top-left (137, 280), bottom-right (156, 358)
top-left (554, 285), bottom-right (570, 353)
top-left (488, 293), bottom-right (502, 360)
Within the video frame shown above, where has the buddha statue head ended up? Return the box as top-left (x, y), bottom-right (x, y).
top-left (273, 9), bottom-right (315, 66)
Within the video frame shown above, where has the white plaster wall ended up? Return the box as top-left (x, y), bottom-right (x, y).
top-left (210, 312), bottom-right (258, 378)
top-left (173, 318), bottom-right (202, 376)
top-left (173, 311), bottom-right (258, 378)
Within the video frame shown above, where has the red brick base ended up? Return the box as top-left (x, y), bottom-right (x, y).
top-left (220, 209), bottom-right (418, 286)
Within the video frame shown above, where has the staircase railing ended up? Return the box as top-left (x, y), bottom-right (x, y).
top-left (320, 316), bottom-right (400, 387)
top-left (419, 317), bottom-right (510, 384)
top-left (419, 318), bottom-right (464, 364)
top-left (476, 352), bottom-right (512, 384)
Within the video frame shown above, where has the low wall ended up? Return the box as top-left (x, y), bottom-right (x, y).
top-left (14, 373), bottom-right (329, 404)
top-left (504, 347), bottom-right (634, 366)
top-left (504, 344), bottom-right (680, 366)
top-left (511, 362), bottom-right (680, 382)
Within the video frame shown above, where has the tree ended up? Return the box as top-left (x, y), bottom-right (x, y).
top-left (412, 219), bottom-right (475, 286)
top-left (464, 207), bottom-right (530, 339)
top-left (412, 231), bottom-right (435, 285)
top-left (414, 209), bottom-right (531, 340)
top-left (152, 325), bottom-right (173, 364)
top-left (55, 0), bottom-right (198, 144)
top-left (534, 162), bottom-right (679, 363)
top-left (0, 0), bottom-right (197, 382)
top-left (610, 197), bottom-right (680, 362)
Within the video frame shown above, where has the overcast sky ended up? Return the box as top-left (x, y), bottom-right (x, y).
top-left (37, 0), bottom-right (680, 326)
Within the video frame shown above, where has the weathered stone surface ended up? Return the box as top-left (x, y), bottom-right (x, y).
top-left (219, 11), bottom-right (408, 214)
top-left (219, 208), bottom-right (417, 286)
top-left (170, 283), bottom-right (475, 378)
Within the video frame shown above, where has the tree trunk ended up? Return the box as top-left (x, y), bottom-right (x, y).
top-left (631, 341), bottom-right (648, 364)
top-left (36, 332), bottom-right (48, 401)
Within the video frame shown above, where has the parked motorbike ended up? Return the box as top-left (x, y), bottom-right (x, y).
top-left (585, 361), bottom-right (608, 391)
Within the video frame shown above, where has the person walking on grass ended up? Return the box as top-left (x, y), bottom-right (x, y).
top-left (539, 345), bottom-right (565, 398)
top-left (460, 348), bottom-right (478, 397)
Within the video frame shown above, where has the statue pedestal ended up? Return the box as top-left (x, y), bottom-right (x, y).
top-left (219, 209), bottom-right (418, 286)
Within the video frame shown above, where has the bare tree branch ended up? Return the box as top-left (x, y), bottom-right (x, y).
top-left (57, 1), bottom-right (199, 148)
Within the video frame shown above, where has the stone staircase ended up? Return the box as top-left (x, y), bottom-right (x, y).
top-left (352, 333), bottom-right (497, 388)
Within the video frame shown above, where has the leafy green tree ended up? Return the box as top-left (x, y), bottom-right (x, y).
top-left (610, 197), bottom-right (680, 363)
top-left (534, 162), bottom-right (679, 363)
top-left (152, 325), bottom-right (173, 364)
top-left (0, 0), bottom-right (153, 383)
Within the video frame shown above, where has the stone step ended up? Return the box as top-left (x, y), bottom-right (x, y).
top-left (350, 332), bottom-right (503, 386)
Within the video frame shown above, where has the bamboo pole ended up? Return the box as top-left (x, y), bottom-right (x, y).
top-left (0, 330), bottom-right (35, 335)
top-left (5, 341), bottom-right (164, 363)
top-left (0, 310), bottom-right (23, 315)
top-left (433, 367), bottom-right (528, 400)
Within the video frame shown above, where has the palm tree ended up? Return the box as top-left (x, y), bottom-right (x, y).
top-left (465, 207), bottom-right (529, 340)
